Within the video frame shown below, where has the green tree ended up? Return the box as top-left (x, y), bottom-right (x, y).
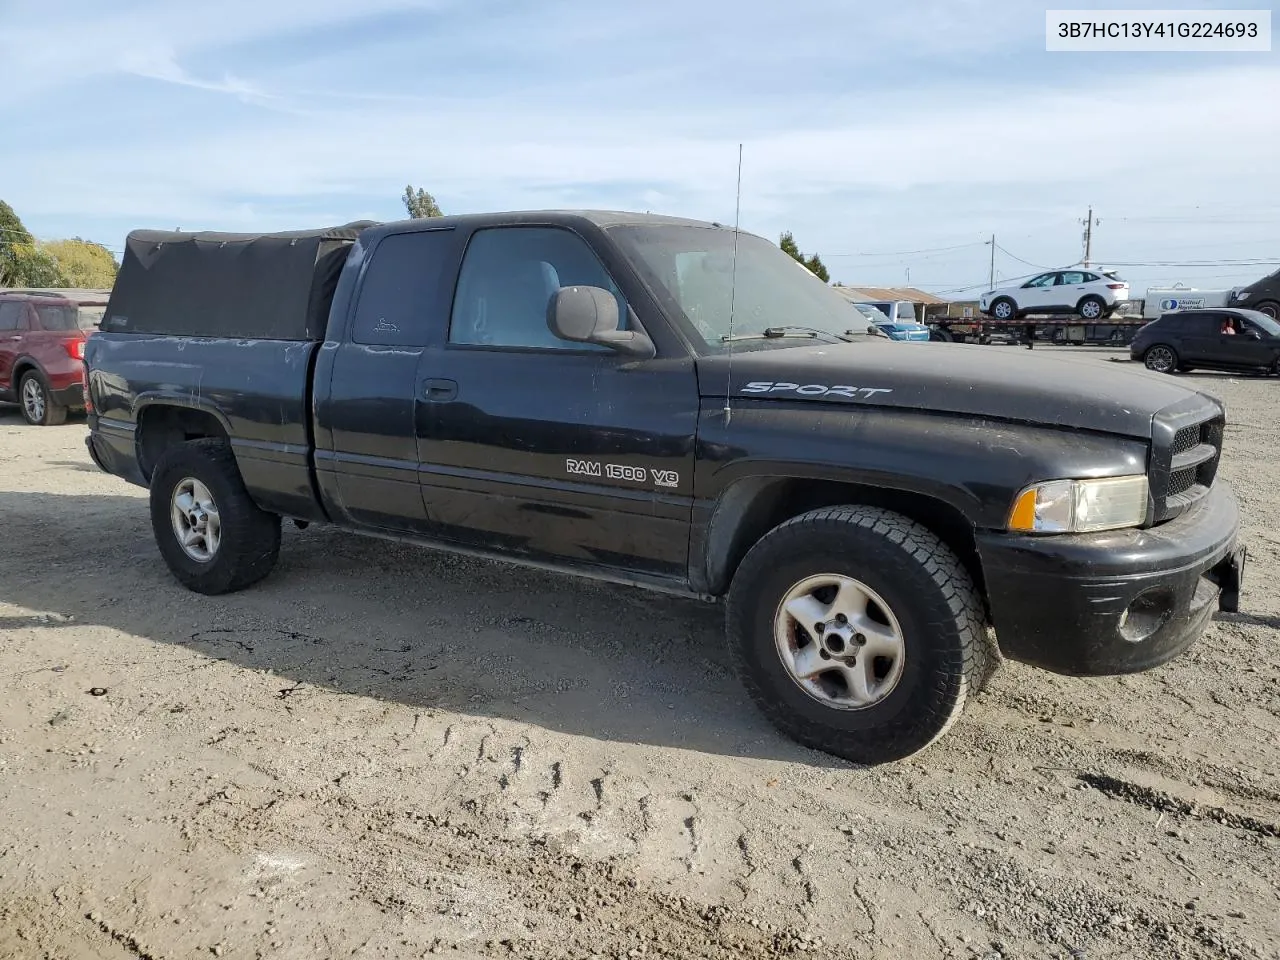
top-left (0, 200), bottom-right (69, 287)
top-left (0, 199), bottom-right (34, 248)
top-left (44, 238), bottom-right (118, 288)
top-left (402, 184), bottom-right (443, 219)
top-left (2, 245), bottom-right (67, 286)
top-left (804, 253), bottom-right (830, 283)
top-left (778, 230), bottom-right (829, 283)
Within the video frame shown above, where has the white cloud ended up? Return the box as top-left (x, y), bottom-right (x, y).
top-left (4, 2), bottom-right (1278, 293)
top-left (0, 0), bottom-right (453, 106)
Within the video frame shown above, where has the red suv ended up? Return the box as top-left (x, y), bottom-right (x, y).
top-left (0, 292), bottom-right (90, 425)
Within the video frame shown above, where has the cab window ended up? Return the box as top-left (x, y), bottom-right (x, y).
top-left (449, 226), bottom-right (627, 350)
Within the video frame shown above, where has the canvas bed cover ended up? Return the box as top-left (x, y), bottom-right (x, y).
top-left (101, 221), bottom-right (377, 341)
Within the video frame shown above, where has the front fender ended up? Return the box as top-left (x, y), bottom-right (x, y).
top-left (688, 401), bottom-right (1149, 594)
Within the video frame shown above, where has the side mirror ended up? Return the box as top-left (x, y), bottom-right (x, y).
top-left (547, 286), bottom-right (655, 359)
top-left (1245, 330), bottom-right (1261, 340)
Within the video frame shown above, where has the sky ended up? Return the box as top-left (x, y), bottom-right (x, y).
top-left (2, 0), bottom-right (1278, 298)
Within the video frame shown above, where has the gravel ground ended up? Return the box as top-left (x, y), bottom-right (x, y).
top-left (1, 346), bottom-right (1277, 960)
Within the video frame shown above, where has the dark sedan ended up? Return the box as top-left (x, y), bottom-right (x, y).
top-left (1131, 308), bottom-right (1280, 375)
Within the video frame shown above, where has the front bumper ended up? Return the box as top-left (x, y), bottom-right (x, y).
top-left (977, 480), bottom-right (1243, 676)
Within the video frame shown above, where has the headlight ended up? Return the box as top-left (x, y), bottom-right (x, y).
top-left (1234, 289), bottom-right (1251, 300)
top-left (1008, 475), bottom-right (1149, 533)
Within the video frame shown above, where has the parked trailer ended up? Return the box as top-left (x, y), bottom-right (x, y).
top-left (1142, 286), bottom-right (1236, 320)
top-left (930, 312), bottom-right (1148, 346)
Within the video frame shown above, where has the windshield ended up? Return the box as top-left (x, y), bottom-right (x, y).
top-left (33, 304), bottom-right (81, 331)
top-left (850, 302), bottom-right (892, 325)
top-left (854, 303), bottom-right (893, 322)
top-left (608, 224), bottom-right (870, 351)
top-left (1242, 310), bottom-right (1280, 336)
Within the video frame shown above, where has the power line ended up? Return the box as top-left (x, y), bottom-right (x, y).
top-left (821, 241), bottom-right (989, 258)
top-left (992, 243), bottom-right (1063, 271)
top-left (1103, 259), bottom-right (1279, 267)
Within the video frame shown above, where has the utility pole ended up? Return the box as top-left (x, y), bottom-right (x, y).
top-left (1080, 206), bottom-right (1099, 266)
top-left (988, 234), bottom-right (995, 290)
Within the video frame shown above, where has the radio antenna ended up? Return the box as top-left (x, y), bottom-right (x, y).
top-left (722, 143), bottom-right (743, 425)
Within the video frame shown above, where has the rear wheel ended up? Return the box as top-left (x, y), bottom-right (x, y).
top-left (726, 506), bottom-right (992, 765)
top-left (149, 438), bottom-right (281, 595)
top-left (19, 371), bottom-right (67, 426)
top-left (1143, 344), bottom-right (1179, 373)
top-left (1078, 295), bottom-right (1106, 320)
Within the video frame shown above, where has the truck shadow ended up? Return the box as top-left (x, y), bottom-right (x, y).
top-left (0, 490), bottom-right (841, 768)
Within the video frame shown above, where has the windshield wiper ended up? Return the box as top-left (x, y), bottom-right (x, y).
top-left (721, 326), bottom-right (849, 344)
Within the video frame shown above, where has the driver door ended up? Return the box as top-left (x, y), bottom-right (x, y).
top-left (1020, 273), bottom-right (1059, 309)
top-left (415, 224), bottom-right (699, 578)
top-left (1219, 314), bottom-right (1280, 368)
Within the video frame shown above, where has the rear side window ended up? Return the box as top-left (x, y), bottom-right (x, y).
top-left (33, 304), bottom-right (80, 331)
top-left (1173, 314), bottom-right (1213, 334)
top-left (350, 229), bottom-right (454, 347)
top-left (0, 302), bottom-right (24, 330)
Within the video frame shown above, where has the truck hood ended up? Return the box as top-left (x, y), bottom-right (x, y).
top-left (696, 340), bottom-right (1212, 438)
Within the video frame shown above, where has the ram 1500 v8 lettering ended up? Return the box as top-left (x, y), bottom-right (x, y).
top-left (84, 211), bottom-right (1247, 764)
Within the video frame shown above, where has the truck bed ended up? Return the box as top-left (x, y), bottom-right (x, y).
top-left (87, 334), bottom-right (325, 522)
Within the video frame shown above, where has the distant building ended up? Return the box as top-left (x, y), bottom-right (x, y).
top-left (831, 285), bottom-right (951, 321)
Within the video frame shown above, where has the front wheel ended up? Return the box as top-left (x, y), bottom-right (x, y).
top-left (1143, 344), bottom-right (1179, 373)
top-left (149, 438), bottom-right (281, 595)
top-left (19, 372), bottom-right (67, 426)
top-left (990, 298), bottom-right (1016, 321)
top-left (726, 506), bottom-right (992, 765)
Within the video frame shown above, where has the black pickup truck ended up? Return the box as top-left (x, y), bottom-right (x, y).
top-left (84, 211), bottom-right (1246, 764)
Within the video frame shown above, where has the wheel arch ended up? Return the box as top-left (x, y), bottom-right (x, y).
top-left (135, 400), bottom-right (232, 481)
top-left (699, 474), bottom-right (987, 613)
top-left (11, 356), bottom-right (44, 387)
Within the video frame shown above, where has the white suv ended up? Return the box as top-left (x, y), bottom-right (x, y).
top-left (980, 268), bottom-right (1129, 321)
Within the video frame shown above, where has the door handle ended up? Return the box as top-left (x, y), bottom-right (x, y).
top-left (421, 378), bottom-right (458, 402)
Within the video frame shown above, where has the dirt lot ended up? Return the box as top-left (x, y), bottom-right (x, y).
top-left (1, 346), bottom-right (1277, 960)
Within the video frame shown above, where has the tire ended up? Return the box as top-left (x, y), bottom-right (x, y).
top-left (1077, 296), bottom-right (1106, 321)
top-left (1143, 344), bottom-right (1179, 374)
top-left (726, 505), bottom-right (992, 765)
top-left (1252, 300), bottom-right (1279, 320)
top-left (18, 371), bottom-right (67, 426)
top-left (990, 298), bottom-right (1016, 321)
top-left (148, 438), bottom-right (281, 595)
top-left (929, 329), bottom-right (954, 342)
